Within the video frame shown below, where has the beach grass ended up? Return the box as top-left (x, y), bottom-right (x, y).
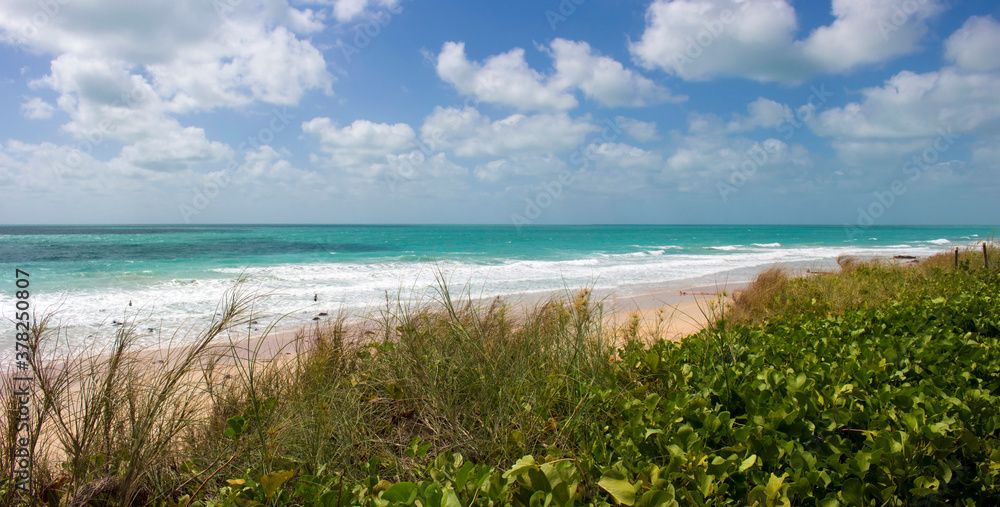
top-left (729, 241), bottom-right (1000, 323)
top-left (3, 241), bottom-right (998, 505)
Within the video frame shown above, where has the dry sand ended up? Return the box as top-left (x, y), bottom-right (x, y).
top-left (218, 279), bottom-right (750, 363)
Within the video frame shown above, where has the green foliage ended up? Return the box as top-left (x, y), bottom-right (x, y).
top-left (18, 259), bottom-right (1000, 505)
top-left (188, 268), bottom-right (999, 506)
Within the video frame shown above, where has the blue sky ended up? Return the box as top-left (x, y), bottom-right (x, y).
top-left (1, 0), bottom-right (998, 226)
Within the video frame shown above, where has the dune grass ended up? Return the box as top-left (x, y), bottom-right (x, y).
top-left (2, 281), bottom-right (629, 505)
top-left (729, 241), bottom-right (1000, 323)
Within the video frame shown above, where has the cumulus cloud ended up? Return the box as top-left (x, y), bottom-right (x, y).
top-left (421, 106), bottom-right (599, 157)
top-left (0, 139), bottom-right (181, 196)
top-left (473, 154), bottom-right (568, 183)
top-left (387, 151), bottom-right (467, 180)
top-left (944, 16), bottom-right (1000, 72)
top-left (302, 118), bottom-right (416, 169)
top-left (1, 0), bottom-right (333, 178)
top-left (21, 97), bottom-right (54, 119)
top-left (661, 112), bottom-right (812, 193)
top-left (583, 142), bottom-right (663, 171)
top-left (810, 68), bottom-right (1000, 139)
top-left (319, 0), bottom-right (402, 23)
top-left (615, 116), bottom-right (660, 142)
top-left (115, 127), bottom-right (233, 172)
top-left (548, 39), bottom-right (685, 107)
top-left (629, 0), bottom-right (945, 82)
top-left (726, 98), bottom-right (793, 132)
top-left (799, 0), bottom-right (944, 73)
top-left (436, 42), bottom-right (578, 111)
top-left (147, 22), bottom-right (333, 110)
top-left (435, 39), bottom-right (679, 111)
top-left (1, 140), bottom-right (103, 186)
top-left (233, 145), bottom-right (325, 187)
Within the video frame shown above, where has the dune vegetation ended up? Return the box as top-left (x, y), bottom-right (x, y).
top-left (3, 243), bottom-right (999, 506)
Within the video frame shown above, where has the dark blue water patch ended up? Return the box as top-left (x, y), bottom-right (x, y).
top-left (0, 226), bottom-right (236, 235)
top-left (0, 238), bottom-right (388, 264)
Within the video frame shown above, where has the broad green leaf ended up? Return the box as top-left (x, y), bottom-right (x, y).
top-left (739, 454), bottom-right (757, 472)
top-left (765, 473), bottom-right (785, 497)
top-left (599, 471), bottom-right (636, 506)
top-left (224, 415), bottom-right (247, 440)
top-left (381, 482), bottom-right (418, 504)
top-left (504, 455), bottom-right (537, 478)
top-left (840, 478), bottom-right (862, 505)
top-left (260, 470), bottom-right (294, 499)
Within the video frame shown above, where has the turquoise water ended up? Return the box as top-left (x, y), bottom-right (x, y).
top-left (1, 224), bottom-right (994, 351)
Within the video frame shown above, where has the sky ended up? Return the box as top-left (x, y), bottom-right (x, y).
top-left (0, 0), bottom-right (998, 226)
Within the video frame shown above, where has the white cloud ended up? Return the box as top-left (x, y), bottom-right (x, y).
top-left (473, 160), bottom-right (513, 183)
top-left (321, 0), bottom-right (401, 23)
top-left (0, 140), bottom-right (175, 194)
top-left (799, 0), bottom-right (944, 73)
top-left (615, 116), bottom-right (660, 142)
top-left (661, 113), bottom-right (812, 191)
top-left (302, 117), bottom-right (417, 169)
top-left (629, 0), bottom-right (805, 82)
top-left (828, 139), bottom-right (930, 167)
top-left (115, 127), bottom-right (233, 171)
top-left (548, 39), bottom-right (683, 107)
top-left (945, 16), bottom-right (1000, 72)
top-left (1, 0), bottom-right (333, 178)
top-left (583, 142), bottom-right (662, 171)
top-left (435, 39), bottom-right (679, 111)
top-left (421, 106), bottom-right (599, 157)
top-left (234, 145), bottom-right (325, 187)
top-left (436, 42), bottom-right (577, 111)
top-left (148, 22), bottom-right (333, 110)
top-left (1, 140), bottom-right (102, 185)
top-left (387, 151), bottom-right (467, 180)
top-left (473, 154), bottom-right (567, 183)
top-left (726, 98), bottom-right (793, 132)
top-left (810, 68), bottom-right (1000, 139)
top-left (629, 0), bottom-right (944, 82)
top-left (1, 0), bottom-right (218, 61)
top-left (21, 97), bottom-right (55, 119)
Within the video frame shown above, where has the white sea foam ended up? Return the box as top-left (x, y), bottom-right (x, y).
top-left (753, 243), bottom-right (781, 248)
top-left (630, 245), bottom-right (683, 250)
top-left (1, 242), bottom-right (955, 353)
top-left (927, 238), bottom-right (951, 245)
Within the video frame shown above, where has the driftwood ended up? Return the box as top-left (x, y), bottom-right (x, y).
top-left (679, 289), bottom-right (744, 297)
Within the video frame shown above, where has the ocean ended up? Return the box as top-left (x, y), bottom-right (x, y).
top-left (1, 224), bottom-right (994, 353)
